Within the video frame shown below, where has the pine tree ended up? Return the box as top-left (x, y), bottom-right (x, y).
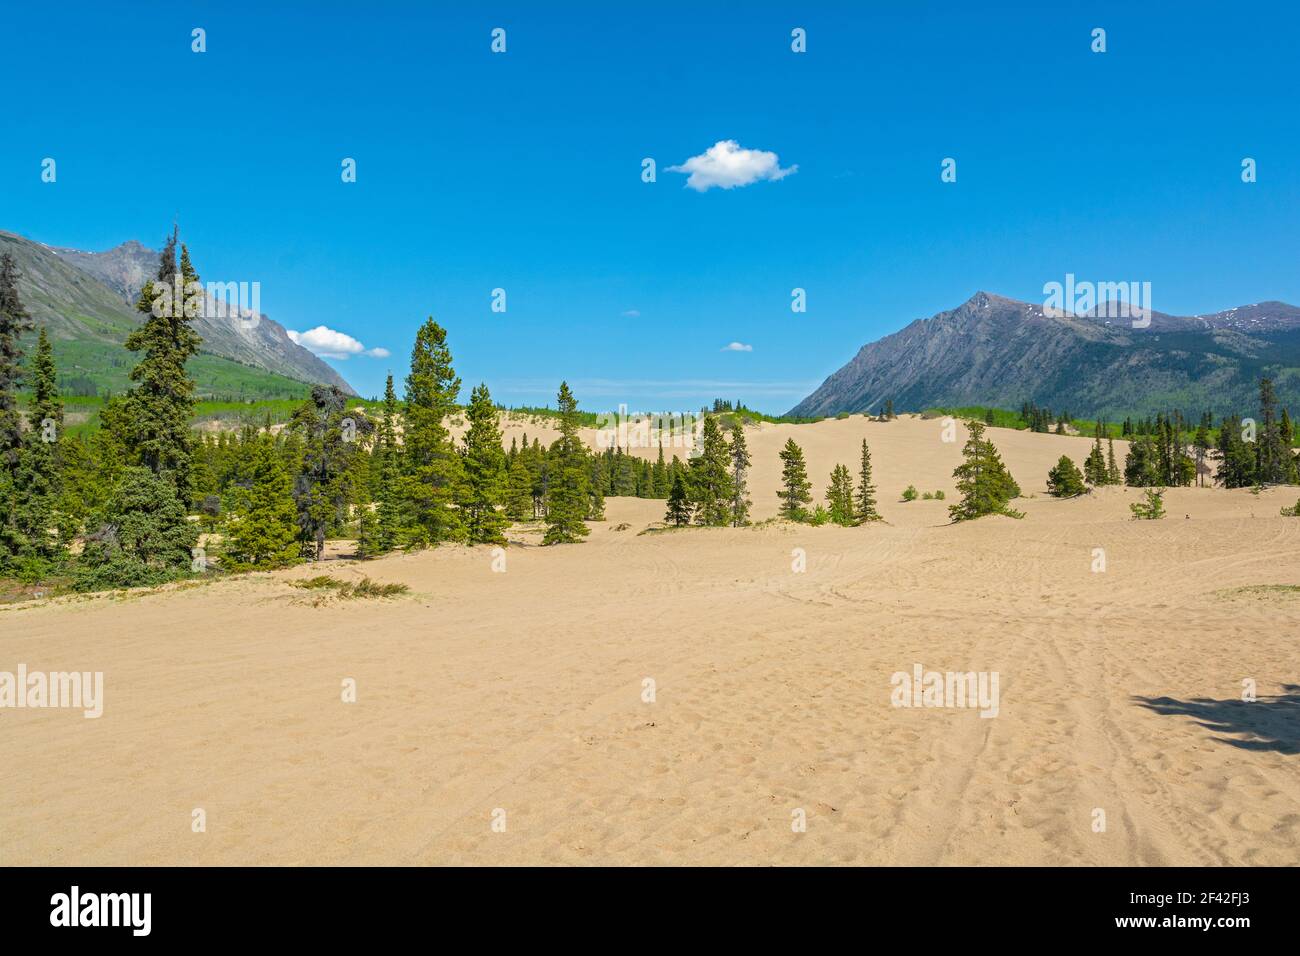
top-left (728, 421), bottom-right (751, 526)
top-left (0, 252), bottom-right (34, 567)
top-left (1106, 439), bottom-right (1121, 485)
top-left (1130, 488), bottom-right (1167, 520)
top-left (292, 386), bottom-right (370, 560)
top-left (460, 383), bottom-right (509, 544)
top-left (949, 420), bottom-right (1022, 521)
top-left (76, 466), bottom-right (198, 591)
top-left (401, 319), bottom-right (465, 546)
top-left (777, 438), bottom-right (813, 519)
top-left (665, 473), bottom-right (692, 526)
top-left (652, 440), bottom-right (670, 498)
top-left (0, 252), bottom-right (33, 473)
top-left (688, 416), bottom-right (733, 526)
top-left (543, 382), bottom-right (590, 544)
top-left (855, 439), bottom-right (880, 521)
top-left (121, 231), bottom-right (202, 499)
top-left (504, 455), bottom-right (534, 522)
top-left (1046, 455), bottom-right (1086, 497)
top-left (1257, 377), bottom-right (1289, 484)
top-left (1083, 436), bottom-right (1107, 485)
top-left (1215, 418), bottom-right (1256, 489)
top-left (226, 433), bottom-right (298, 569)
top-left (1124, 437), bottom-right (1161, 487)
top-left (826, 463), bottom-right (856, 526)
top-left (373, 374), bottom-right (402, 552)
top-left (15, 327), bottom-right (65, 561)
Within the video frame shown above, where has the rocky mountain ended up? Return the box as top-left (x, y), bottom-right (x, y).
top-left (788, 292), bottom-right (1300, 421)
top-left (1, 230), bottom-right (355, 398)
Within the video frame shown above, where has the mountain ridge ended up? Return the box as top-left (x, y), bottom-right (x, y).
top-left (0, 230), bottom-right (355, 398)
top-left (788, 291), bottom-right (1300, 420)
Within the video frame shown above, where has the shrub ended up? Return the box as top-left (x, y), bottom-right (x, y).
top-left (901, 485), bottom-right (918, 502)
top-left (1130, 488), bottom-right (1167, 520)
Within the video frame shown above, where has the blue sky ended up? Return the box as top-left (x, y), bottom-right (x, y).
top-left (4, 1), bottom-right (1297, 412)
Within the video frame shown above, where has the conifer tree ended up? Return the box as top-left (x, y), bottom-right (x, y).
top-left (689, 416), bottom-right (733, 526)
top-left (949, 420), bottom-right (1022, 521)
top-left (15, 327), bottom-right (65, 560)
top-left (1215, 418), bottom-right (1256, 488)
top-left (121, 231), bottom-right (202, 499)
top-left (460, 382), bottom-right (509, 544)
top-left (504, 455), bottom-right (534, 521)
top-left (0, 253), bottom-right (33, 469)
top-left (1046, 455), bottom-right (1086, 497)
top-left (665, 473), bottom-right (692, 526)
top-left (543, 382), bottom-right (590, 544)
top-left (1257, 377), bottom-right (1289, 484)
top-left (76, 466), bottom-right (198, 590)
top-left (373, 374), bottom-right (402, 552)
top-left (401, 319), bottom-right (465, 546)
top-left (826, 463), bottom-right (856, 526)
top-left (1106, 438), bottom-right (1121, 485)
top-left (652, 440), bottom-right (670, 498)
top-left (1124, 436), bottom-right (1161, 487)
top-left (856, 439), bottom-right (881, 521)
top-left (0, 252), bottom-right (34, 566)
top-left (728, 421), bottom-right (751, 526)
top-left (1083, 436), bottom-right (1107, 485)
top-left (226, 433), bottom-right (298, 569)
top-left (292, 386), bottom-right (370, 560)
top-left (777, 438), bottom-right (813, 519)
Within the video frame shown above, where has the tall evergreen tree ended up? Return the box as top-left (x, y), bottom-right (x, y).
top-left (855, 439), bottom-right (881, 521)
top-left (0, 252), bottom-right (34, 567)
top-left (504, 455), bottom-right (534, 521)
top-left (460, 382), bottom-right (509, 544)
top-left (373, 374), bottom-right (402, 552)
top-left (826, 463), bottom-right (856, 526)
top-left (688, 416), bottom-right (733, 526)
top-left (292, 386), bottom-right (370, 560)
top-left (225, 433), bottom-right (299, 569)
top-left (728, 421), bottom-right (751, 526)
top-left (15, 327), bottom-right (65, 560)
top-left (1106, 438), bottom-right (1122, 484)
top-left (542, 382), bottom-right (590, 544)
top-left (121, 231), bottom-right (202, 499)
top-left (1257, 377), bottom-right (1289, 484)
top-left (949, 420), bottom-right (1022, 521)
top-left (401, 319), bottom-right (465, 546)
top-left (1215, 417), bottom-right (1257, 489)
top-left (1083, 436), bottom-right (1107, 485)
top-left (777, 438), bottom-right (813, 519)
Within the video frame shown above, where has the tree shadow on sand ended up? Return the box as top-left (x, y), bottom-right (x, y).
top-left (1133, 685), bottom-right (1300, 755)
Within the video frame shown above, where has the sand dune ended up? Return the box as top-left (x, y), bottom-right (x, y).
top-left (2, 416), bottom-right (1297, 865)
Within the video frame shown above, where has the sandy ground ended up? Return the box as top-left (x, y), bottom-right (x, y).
top-left (2, 415), bottom-right (1298, 865)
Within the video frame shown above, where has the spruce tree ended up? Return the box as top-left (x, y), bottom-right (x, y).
top-left (1083, 436), bottom-right (1107, 485)
top-left (226, 433), bottom-right (298, 569)
top-left (15, 327), bottom-right (65, 561)
top-left (689, 415), bottom-right (733, 526)
top-left (542, 381), bottom-right (590, 544)
top-left (856, 439), bottom-right (881, 521)
top-left (728, 421), bottom-right (751, 526)
top-left (1257, 377), bottom-right (1289, 484)
top-left (665, 473), bottom-right (692, 526)
top-left (460, 382), bottom-right (509, 544)
top-left (1046, 455), bottom-right (1086, 497)
top-left (826, 463), bottom-right (856, 526)
top-left (401, 319), bottom-right (465, 546)
top-left (1106, 438), bottom-right (1121, 484)
top-left (292, 386), bottom-right (370, 560)
top-left (777, 438), bottom-right (812, 520)
top-left (122, 231), bottom-right (202, 499)
top-left (373, 374), bottom-right (402, 552)
top-left (949, 420), bottom-right (1022, 521)
top-left (504, 455), bottom-right (534, 521)
top-left (76, 467), bottom-right (198, 590)
top-left (0, 252), bottom-right (34, 567)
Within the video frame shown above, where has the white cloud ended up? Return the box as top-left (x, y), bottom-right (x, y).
top-left (721, 341), bottom-right (753, 352)
top-left (621, 309), bottom-right (641, 318)
top-left (287, 325), bottom-right (388, 360)
top-left (668, 140), bottom-right (797, 192)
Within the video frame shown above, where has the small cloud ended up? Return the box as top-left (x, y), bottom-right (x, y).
top-left (668, 140), bottom-right (797, 192)
top-left (288, 325), bottom-right (388, 360)
top-left (621, 309), bottom-right (641, 318)
top-left (721, 341), bottom-right (753, 352)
